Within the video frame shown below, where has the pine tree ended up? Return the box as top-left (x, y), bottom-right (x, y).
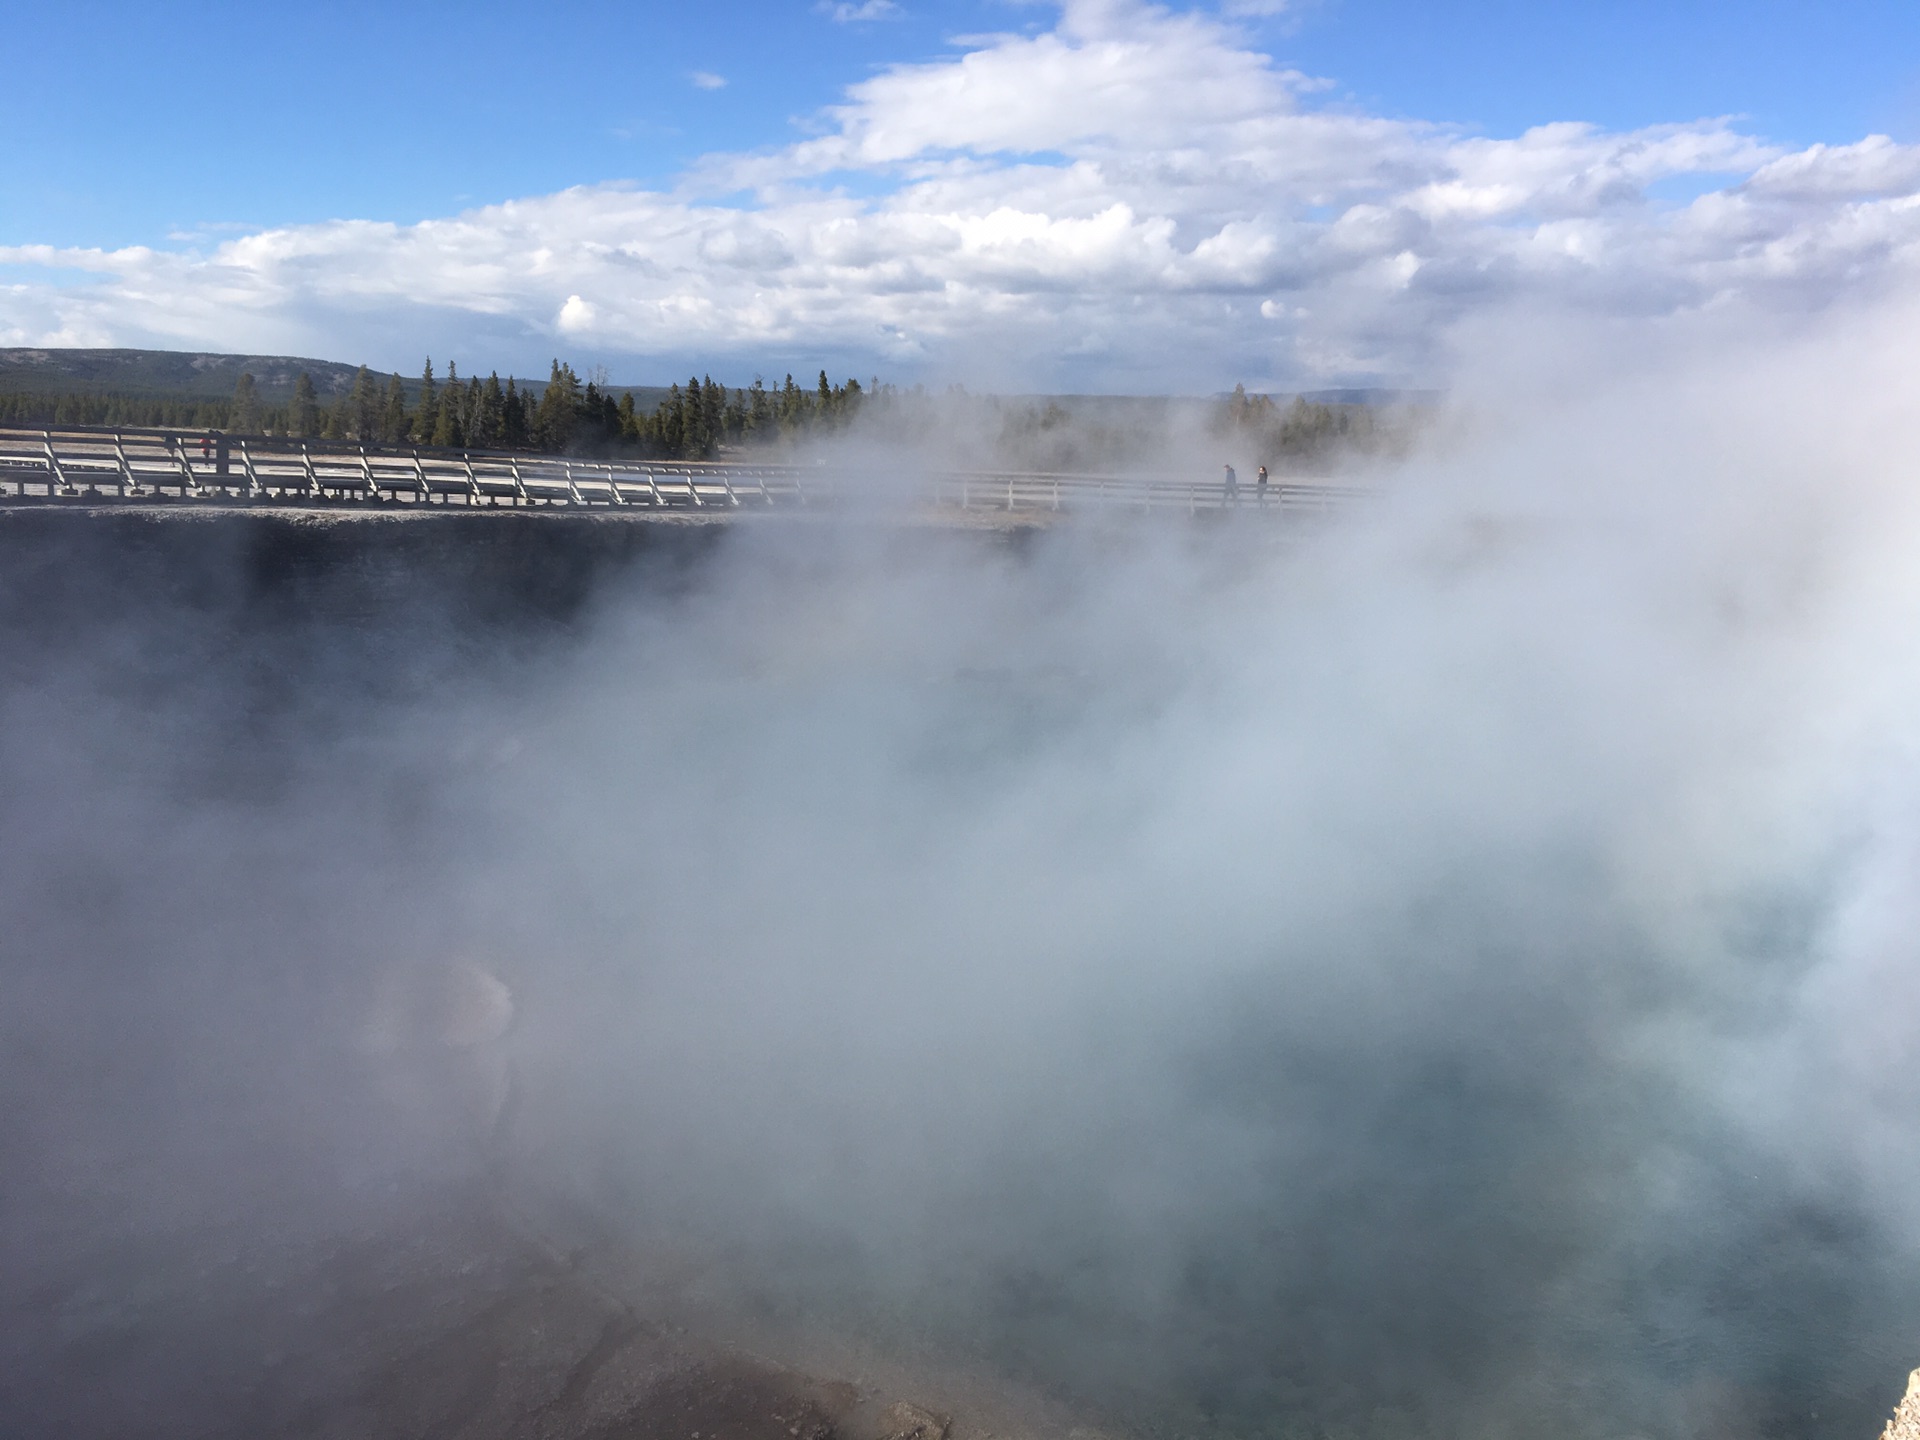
top-left (747, 378), bottom-right (770, 438)
top-left (471, 372), bottom-right (505, 450)
top-left (700, 375), bottom-right (725, 455)
top-left (679, 376), bottom-right (705, 457)
top-left (533, 360), bottom-right (581, 451)
top-left (463, 376), bottom-right (482, 447)
top-left (345, 365), bottom-right (379, 442)
top-left (432, 402), bottom-right (463, 447)
top-left (659, 383), bottom-right (685, 457)
top-left (231, 372), bottom-right (262, 433)
top-left (381, 374), bottom-right (409, 443)
top-left (582, 379), bottom-right (604, 447)
top-left (417, 359), bottom-right (439, 447)
top-left (289, 372), bottom-right (319, 438)
top-left (502, 378), bottom-right (527, 449)
top-left (430, 364), bottom-right (460, 446)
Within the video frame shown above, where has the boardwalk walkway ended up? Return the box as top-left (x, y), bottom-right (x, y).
top-left (0, 425), bottom-right (1358, 519)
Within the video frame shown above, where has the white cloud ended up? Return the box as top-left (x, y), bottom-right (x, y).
top-left (4, 0), bottom-right (1920, 389)
top-left (556, 294), bottom-right (596, 333)
top-left (689, 70), bottom-right (727, 90)
top-left (818, 0), bottom-right (900, 20)
top-left (1742, 135), bottom-right (1920, 201)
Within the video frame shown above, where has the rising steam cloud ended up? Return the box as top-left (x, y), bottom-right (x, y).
top-left (9, 286), bottom-right (1920, 1439)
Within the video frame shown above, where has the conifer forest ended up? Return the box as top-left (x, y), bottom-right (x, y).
top-left (0, 358), bottom-right (1412, 470)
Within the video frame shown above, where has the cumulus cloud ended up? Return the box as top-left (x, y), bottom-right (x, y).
top-left (556, 294), bottom-right (595, 333)
top-left (3, 0), bottom-right (1919, 389)
top-left (689, 70), bottom-right (727, 90)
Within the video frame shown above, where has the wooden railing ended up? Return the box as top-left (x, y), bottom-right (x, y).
top-left (0, 425), bottom-right (1362, 518)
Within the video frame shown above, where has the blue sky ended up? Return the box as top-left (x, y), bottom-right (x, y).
top-left (9, 0), bottom-right (1915, 249)
top-left (4, 1), bottom-right (1919, 388)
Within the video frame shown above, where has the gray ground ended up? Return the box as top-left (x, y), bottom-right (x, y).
top-left (6, 1171), bottom-right (1101, 1440)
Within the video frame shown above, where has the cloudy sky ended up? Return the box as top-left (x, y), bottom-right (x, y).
top-left (4, 0), bottom-right (1918, 391)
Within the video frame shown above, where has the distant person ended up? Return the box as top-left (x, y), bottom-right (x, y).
top-left (1256, 464), bottom-right (1269, 505)
top-left (1222, 463), bottom-right (1239, 505)
top-left (199, 435), bottom-right (211, 465)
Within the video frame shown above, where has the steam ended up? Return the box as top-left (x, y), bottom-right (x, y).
top-left (10, 286), bottom-right (1920, 1438)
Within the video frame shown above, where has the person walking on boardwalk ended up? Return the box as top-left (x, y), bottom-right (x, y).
top-left (1223, 463), bottom-right (1239, 505)
top-left (1256, 464), bottom-right (1269, 505)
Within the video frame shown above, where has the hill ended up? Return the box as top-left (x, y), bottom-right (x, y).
top-left (0, 348), bottom-right (371, 399)
top-left (0, 348), bottom-right (678, 409)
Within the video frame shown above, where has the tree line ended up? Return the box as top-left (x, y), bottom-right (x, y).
top-left (0, 359), bottom-right (877, 462)
top-left (1218, 383), bottom-right (1412, 465)
top-left (539, 364), bottom-right (872, 458)
top-left (0, 363), bottom-right (1419, 468)
top-left (0, 391), bottom-right (238, 431)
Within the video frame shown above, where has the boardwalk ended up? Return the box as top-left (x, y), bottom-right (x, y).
top-left (0, 425), bottom-right (1359, 519)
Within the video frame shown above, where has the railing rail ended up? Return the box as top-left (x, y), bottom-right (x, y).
top-left (0, 425), bottom-right (1365, 518)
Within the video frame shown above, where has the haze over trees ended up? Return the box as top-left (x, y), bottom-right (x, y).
top-left (1219, 383), bottom-right (1413, 468)
top-left (0, 349), bottom-right (1421, 470)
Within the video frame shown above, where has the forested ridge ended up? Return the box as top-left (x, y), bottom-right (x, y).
top-left (0, 360), bottom-right (875, 462)
top-left (0, 353), bottom-right (1419, 469)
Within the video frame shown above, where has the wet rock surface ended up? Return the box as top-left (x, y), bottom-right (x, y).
top-left (2, 1186), bottom-right (955, 1440)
